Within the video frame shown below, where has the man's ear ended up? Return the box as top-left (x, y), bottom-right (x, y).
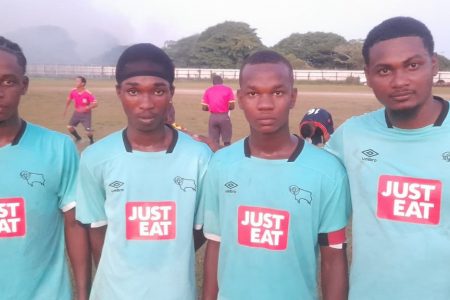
top-left (115, 84), bottom-right (121, 97)
top-left (364, 65), bottom-right (372, 88)
top-left (237, 89), bottom-right (244, 109)
top-left (21, 76), bottom-right (29, 95)
top-left (290, 87), bottom-right (297, 109)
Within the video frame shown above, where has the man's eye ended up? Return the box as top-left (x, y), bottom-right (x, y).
top-left (274, 91), bottom-right (283, 96)
top-left (248, 91), bottom-right (257, 96)
top-left (1, 80), bottom-right (16, 86)
top-left (127, 89), bottom-right (138, 96)
top-left (154, 90), bottom-right (165, 96)
top-left (409, 63), bottom-right (419, 70)
top-left (378, 67), bottom-right (390, 75)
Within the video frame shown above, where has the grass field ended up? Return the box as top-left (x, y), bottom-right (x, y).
top-left (21, 78), bottom-right (450, 298)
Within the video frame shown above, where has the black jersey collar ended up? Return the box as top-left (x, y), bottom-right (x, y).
top-left (244, 135), bottom-right (304, 162)
top-left (10, 120), bottom-right (27, 146)
top-left (385, 96), bottom-right (449, 128)
top-left (122, 124), bottom-right (178, 153)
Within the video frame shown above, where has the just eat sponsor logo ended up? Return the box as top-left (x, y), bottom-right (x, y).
top-left (126, 201), bottom-right (176, 240)
top-left (0, 198), bottom-right (26, 238)
top-left (238, 206), bottom-right (290, 250)
top-left (377, 175), bottom-right (441, 225)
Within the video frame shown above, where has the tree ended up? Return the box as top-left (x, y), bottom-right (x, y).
top-left (333, 39), bottom-right (364, 70)
top-left (164, 34), bottom-right (199, 67)
top-left (437, 54), bottom-right (450, 71)
top-left (273, 32), bottom-right (347, 69)
top-left (188, 21), bottom-right (264, 68)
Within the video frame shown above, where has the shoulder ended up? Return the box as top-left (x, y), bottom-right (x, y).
top-left (175, 131), bottom-right (214, 158)
top-left (80, 130), bottom-right (124, 163)
top-left (84, 89), bottom-right (94, 96)
top-left (208, 139), bottom-right (245, 168)
top-left (299, 142), bottom-right (347, 180)
top-left (26, 122), bottom-right (73, 144)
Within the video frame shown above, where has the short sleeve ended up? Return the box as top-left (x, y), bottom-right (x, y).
top-left (228, 87), bottom-right (235, 101)
top-left (75, 151), bottom-right (107, 226)
top-left (201, 159), bottom-right (221, 241)
top-left (58, 137), bottom-right (79, 212)
top-left (193, 148), bottom-right (213, 229)
top-left (318, 167), bottom-right (351, 235)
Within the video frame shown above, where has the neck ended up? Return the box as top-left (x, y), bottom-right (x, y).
top-left (248, 128), bottom-right (297, 159)
top-left (0, 116), bottom-right (22, 147)
top-left (126, 125), bottom-right (173, 152)
top-left (388, 97), bottom-right (442, 129)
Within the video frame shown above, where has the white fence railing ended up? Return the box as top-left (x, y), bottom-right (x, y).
top-left (27, 65), bottom-right (450, 84)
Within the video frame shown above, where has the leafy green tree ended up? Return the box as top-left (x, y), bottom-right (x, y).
top-left (164, 34), bottom-right (199, 67)
top-left (437, 54), bottom-right (450, 71)
top-left (273, 32), bottom-right (347, 69)
top-left (333, 39), bottom-right (364, 70)
top-left (188, 21), bottom-right (264, 68)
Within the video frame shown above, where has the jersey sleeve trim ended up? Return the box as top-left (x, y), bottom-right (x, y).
top-left (318, 227), bottom-right (346, 247)
top-left (90, 220), bottom-right (108, 228)
top-left (194, 224), bottom-right (203, 230)
top-left (61, 201), bottom-right (76, 212)
top-left (204, 232), bottom-right (221, 242)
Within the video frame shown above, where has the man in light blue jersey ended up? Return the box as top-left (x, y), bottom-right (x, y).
top-left (75, 43), bottom-right (212, 300)
top-left (0, 36), bottom-right (90, 299)
top-left (325, 17), bottom-right (450, 299)
top-left (202, 50), bottom-right (351, 300)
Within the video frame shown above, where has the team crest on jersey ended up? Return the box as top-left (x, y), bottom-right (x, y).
top-left (20, 170), bottom-right (45, 187)
top-left (0, 197), bottom-right (26, 238)
top-left (377, 175), bottom-right (441, 225)
top-left (442, 152), bottom-right (450, 162)
top-left (174, 176), bottom-right (196, 191)
top-left (361, 149), bottom-right (379, 162)
top-left (109, 181), bottom-right (124, 192)
top-left (289, 185), bottom-right (312, 205)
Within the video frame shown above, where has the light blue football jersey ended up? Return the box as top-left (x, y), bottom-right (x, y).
top-left (76, 127), bottom-right (212, 300)
top-left (203, 137), bottom-right (350, 300)
top-left (326, 99), bottom-right (450, 300)
top-left (0, 121), bottom-right (78, 300)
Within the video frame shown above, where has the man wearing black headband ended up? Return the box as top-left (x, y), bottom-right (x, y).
top-left (75, 43), bottom-right (212, 300)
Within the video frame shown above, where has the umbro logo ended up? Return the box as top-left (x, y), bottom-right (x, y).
top-left (225, 181), bottom-right (238, 193)
top-left (109, 181), bottom-right (124, 192)
top-left (361, 149), bottom-right (378, 162)
top-left (442, 152), bottom-right (450, 162)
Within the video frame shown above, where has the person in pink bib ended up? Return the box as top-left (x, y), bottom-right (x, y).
top-left (202, 74), bottom-right (235, 147)
top-left (64, 76), bottom-right (98, 144)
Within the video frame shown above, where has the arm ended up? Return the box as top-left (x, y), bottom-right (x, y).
top-left (64, 97), bottom-right (72, 116)
top-left (228, 102), bottom-right (235, 110)
top-left (320, 246), bottom-right (349, 300)
top-left (89, 225), bottom-right (107, 268)
top-left (202, 240), bottom-right (220, 300)
top-left (202, 103), bottom-right (209, 111)
top-left (193, 228), bottom-right (206, 251)
top-left (64, 208), bottom-right (91, 300)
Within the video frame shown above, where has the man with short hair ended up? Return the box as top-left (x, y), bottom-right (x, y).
top-left (202, 50), bottom-right (350, 300)
top-left (0, 36), bottom-right (90, 300)
top-left (325, 16), bottom-right (450, 299)
top-left (202, 74), bottom-right (235, 146)
top-left (76, 43), bottom-right (212, 300)
top-left (64, 76), bottom-right (97, 144)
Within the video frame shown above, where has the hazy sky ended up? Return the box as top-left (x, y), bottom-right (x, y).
top-left (3, 0), bottom-right (450, 57)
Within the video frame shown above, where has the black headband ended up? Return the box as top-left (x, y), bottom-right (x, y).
top-left (116, 70), bottom-right (173, 85)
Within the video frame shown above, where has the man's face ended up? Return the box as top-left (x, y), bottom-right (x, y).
top-left (75, 77), bottom-right (85, 89)
top-left (116, 75), bottom-right (174, 133)
top-left (237, 62), bottom-right (296, 135)
top-left (365, 36), bottom-right (438, 115)
top-left (0, 50), bottom-right (28, 124)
